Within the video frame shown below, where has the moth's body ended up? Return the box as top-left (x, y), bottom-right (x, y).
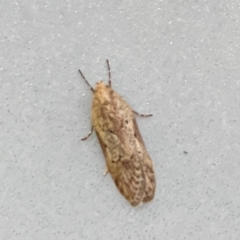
top-left (80, 61), bottom-right (156, 206)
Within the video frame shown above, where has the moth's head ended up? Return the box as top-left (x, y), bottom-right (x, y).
top-left (95, 81), bottom-right (110, 91)
top-left (94, 81), bottom-right (112, 103)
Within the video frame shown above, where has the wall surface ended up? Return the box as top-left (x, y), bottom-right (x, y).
top-left (1, 1), bottom-right (240, 239)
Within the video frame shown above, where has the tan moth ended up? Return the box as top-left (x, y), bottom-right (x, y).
top-left (79, 60), bottom-right (156, 206)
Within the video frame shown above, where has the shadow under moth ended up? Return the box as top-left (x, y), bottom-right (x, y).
top-left (79, 60), bottom-right (156, 206)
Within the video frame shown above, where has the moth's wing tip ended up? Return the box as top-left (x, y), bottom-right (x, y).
top-left (130, 201), bottom-right (144, 207)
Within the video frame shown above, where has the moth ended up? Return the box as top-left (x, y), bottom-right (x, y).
top-left (79, 60), bottom-right (156, 206)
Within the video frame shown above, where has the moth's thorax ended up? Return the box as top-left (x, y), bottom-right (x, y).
top-left (94, 81), bottom-right (112, 104)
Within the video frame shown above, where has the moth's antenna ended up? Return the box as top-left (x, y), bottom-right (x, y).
top-left (106, 59), bottom-right (111, 87)
top-left (78, 69), bottom-right (95, 93)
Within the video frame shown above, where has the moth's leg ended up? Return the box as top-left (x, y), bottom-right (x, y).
top-left (81, 126), bottom-right (94, 141)
top-left (103, 167), bottom-right (109, 176)
top-left (133, 110), bottom-right (152, 117)
top-left (106, 59), bottom-right (111, 88)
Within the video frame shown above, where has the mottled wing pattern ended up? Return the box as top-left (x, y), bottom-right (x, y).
top-left (113, 157), bottom-right (146, 206)
top-left (132, 118), bottom-right (156, 202)
top-left (94, 98), bottom-right (155, 206)
top-left (95, 125), bottom-right (146, 206)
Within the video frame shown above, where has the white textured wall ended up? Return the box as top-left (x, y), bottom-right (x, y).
top-left (1, 1), bottom-right (240, 239)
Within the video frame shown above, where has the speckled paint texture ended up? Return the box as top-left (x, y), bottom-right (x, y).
top-left (1, 1), bottom-right (240, 239)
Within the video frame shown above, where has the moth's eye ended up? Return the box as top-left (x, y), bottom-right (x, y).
top-left (125, 120), bottom-right (128, 124)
